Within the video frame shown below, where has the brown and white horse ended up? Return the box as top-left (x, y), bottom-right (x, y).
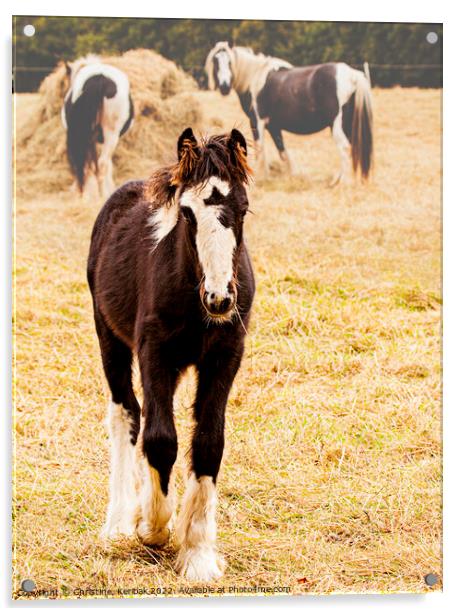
top-left (205, 42), bottom-right (373, 184)
top-left (87, 128), bottom-right (255, 581)
top-left (61, 56), bottom-right (134, 199)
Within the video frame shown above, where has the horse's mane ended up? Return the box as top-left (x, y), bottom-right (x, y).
top-left (144, 133), bottom-right (251, 207)
top-left (205, 41), bottom-right (292, 94)
top-left (231, 46), bottom-right (292, 93)
top-left (232, 45), bottom-right (273, 61)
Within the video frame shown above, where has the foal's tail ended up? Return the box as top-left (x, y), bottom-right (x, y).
top-left (65, 75), bottom-right (115, 192)
top-left (351, 66), bottom-right (373, 179)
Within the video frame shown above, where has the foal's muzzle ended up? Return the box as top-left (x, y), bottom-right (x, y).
top-left (201, 287), bottom-right (237, 320)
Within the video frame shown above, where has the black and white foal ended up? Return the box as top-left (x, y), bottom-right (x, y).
top-left (87, 128), bottom-right (255, 581)
top-left (206, 42), bottom-right (373, 183)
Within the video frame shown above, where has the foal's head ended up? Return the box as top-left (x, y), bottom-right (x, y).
top-left (148, 128), bottom-right (251, 322)
top-left (205, 42), bottom-right (234, 96)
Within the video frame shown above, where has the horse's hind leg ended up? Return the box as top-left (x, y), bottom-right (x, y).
top-left (254, 115), bottom-right (269, 178)
top-left (268, 125), bottom-right (293, 174)
top-left (175, 344), bottom-right (243, 582)
top-left (330, 111), bottom-right (351, 186)
top-left (97, 131), bottom-right (118, 199)
top-left (82, 169), bottom-right (99, 202)
top-left (94, 311), bottom-right (141, 539)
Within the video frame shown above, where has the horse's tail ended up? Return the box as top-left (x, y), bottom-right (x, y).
top-left (65, 74), bottom-right (116, 192)
top-left (363, 61), bottom-right (371, 87)
top-left (350, 66), bottom-right (373, 179)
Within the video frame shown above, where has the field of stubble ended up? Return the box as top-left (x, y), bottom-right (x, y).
top-left (13, 87), bottom-right (441, 598)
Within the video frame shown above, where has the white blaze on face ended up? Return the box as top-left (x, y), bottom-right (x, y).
top-left (215, 50), bottom-right (232, 88)
top-left (180, 177), bottom-right (236, 298)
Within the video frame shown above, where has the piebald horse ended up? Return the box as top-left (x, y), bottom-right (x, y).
top-left (205, 42), bottom-right (373, 183)
top-left (87, 128), bottom-right (255, 581)
top-left (61, 56), bottom-right (134, 199)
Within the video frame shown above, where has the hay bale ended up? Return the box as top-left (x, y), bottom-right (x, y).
top-left (15, 49), bottom-right (202, 198)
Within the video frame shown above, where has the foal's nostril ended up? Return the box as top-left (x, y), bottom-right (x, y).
top-left (204, 292), bottom-right (235, 315)
top-left (218, 296), bottom-right (231, 313)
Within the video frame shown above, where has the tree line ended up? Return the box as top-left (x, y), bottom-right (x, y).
top-left (13, 16), bottom-right (442, 92)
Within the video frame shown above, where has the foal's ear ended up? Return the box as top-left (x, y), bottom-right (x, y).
top-left (175, 127), bottom-right (199, 183)
top-left (177, 127), bottom-right (198, 161)
top-left (228, 129), bottom-right (251, 182)
top-left (229, 128), bottom-right (247, 155)
top-left (64, 61), bottom-right (72, 77)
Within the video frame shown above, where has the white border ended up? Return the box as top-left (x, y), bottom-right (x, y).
top-left (2, 1), bottom-right (447, 21)
top-left (3, 2), bottom-right (458, 615)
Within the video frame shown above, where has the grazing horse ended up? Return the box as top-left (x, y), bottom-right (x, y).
top-left (205, 42), bottom-right (373, 183)
top-left (87, 127), bottom-right (255, 581)
top-left (61, 56), bottom-right (134, 199)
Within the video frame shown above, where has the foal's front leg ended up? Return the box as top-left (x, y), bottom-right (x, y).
top-left (136, 341), bottom-right (178, 546)
top-left (175, 344), bottom-right (244, 581)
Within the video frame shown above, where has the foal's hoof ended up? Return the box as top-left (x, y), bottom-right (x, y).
top-left (175, 546), bottom-right (225, 582)
top-left (100, 520), bottom-right (136, 541)
top-left (136, 520), bottom-right (170, 547)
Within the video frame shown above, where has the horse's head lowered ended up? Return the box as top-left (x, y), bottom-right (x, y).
top-left (205, 42), bottom-right (234, 96)
top-left (146, 128), bottom-right (252, 322)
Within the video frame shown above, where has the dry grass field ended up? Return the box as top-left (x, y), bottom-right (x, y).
top-left (13, 86), bottom-right (441, 598)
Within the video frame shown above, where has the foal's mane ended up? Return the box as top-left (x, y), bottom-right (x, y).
top-left (144, 133), bottom-right (251, 207)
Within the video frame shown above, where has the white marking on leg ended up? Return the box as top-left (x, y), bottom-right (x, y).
top-left (61, 99), bottom-right (68, 129)
top-left (101, 401), bottom-right (138, 539)
top-left (280, 149), bottom-right (293, 174)
top-left (254, 116), bottom-right (268, 177)
top-left (97, 89), bottom-right (131, 198)
top-left (175, 474), bottom-right (224, 582)
top-left (97, 132), bottom-right (118, 199)
top-left (82, 170), bottom-right (100, 202)
top-left (331, 111), bottom-right (351, 185)
top-left (135, 415), bottom-right (175, 545)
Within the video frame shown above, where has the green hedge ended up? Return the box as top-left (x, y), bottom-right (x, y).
top-left (13, 16), bottom-right (442, 92)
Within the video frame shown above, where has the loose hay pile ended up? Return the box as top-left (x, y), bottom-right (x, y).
top-left (14, 49), bottom-right (202, 198)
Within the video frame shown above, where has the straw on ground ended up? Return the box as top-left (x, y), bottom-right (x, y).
top-left (13, 81), bottom-right (441, 597)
